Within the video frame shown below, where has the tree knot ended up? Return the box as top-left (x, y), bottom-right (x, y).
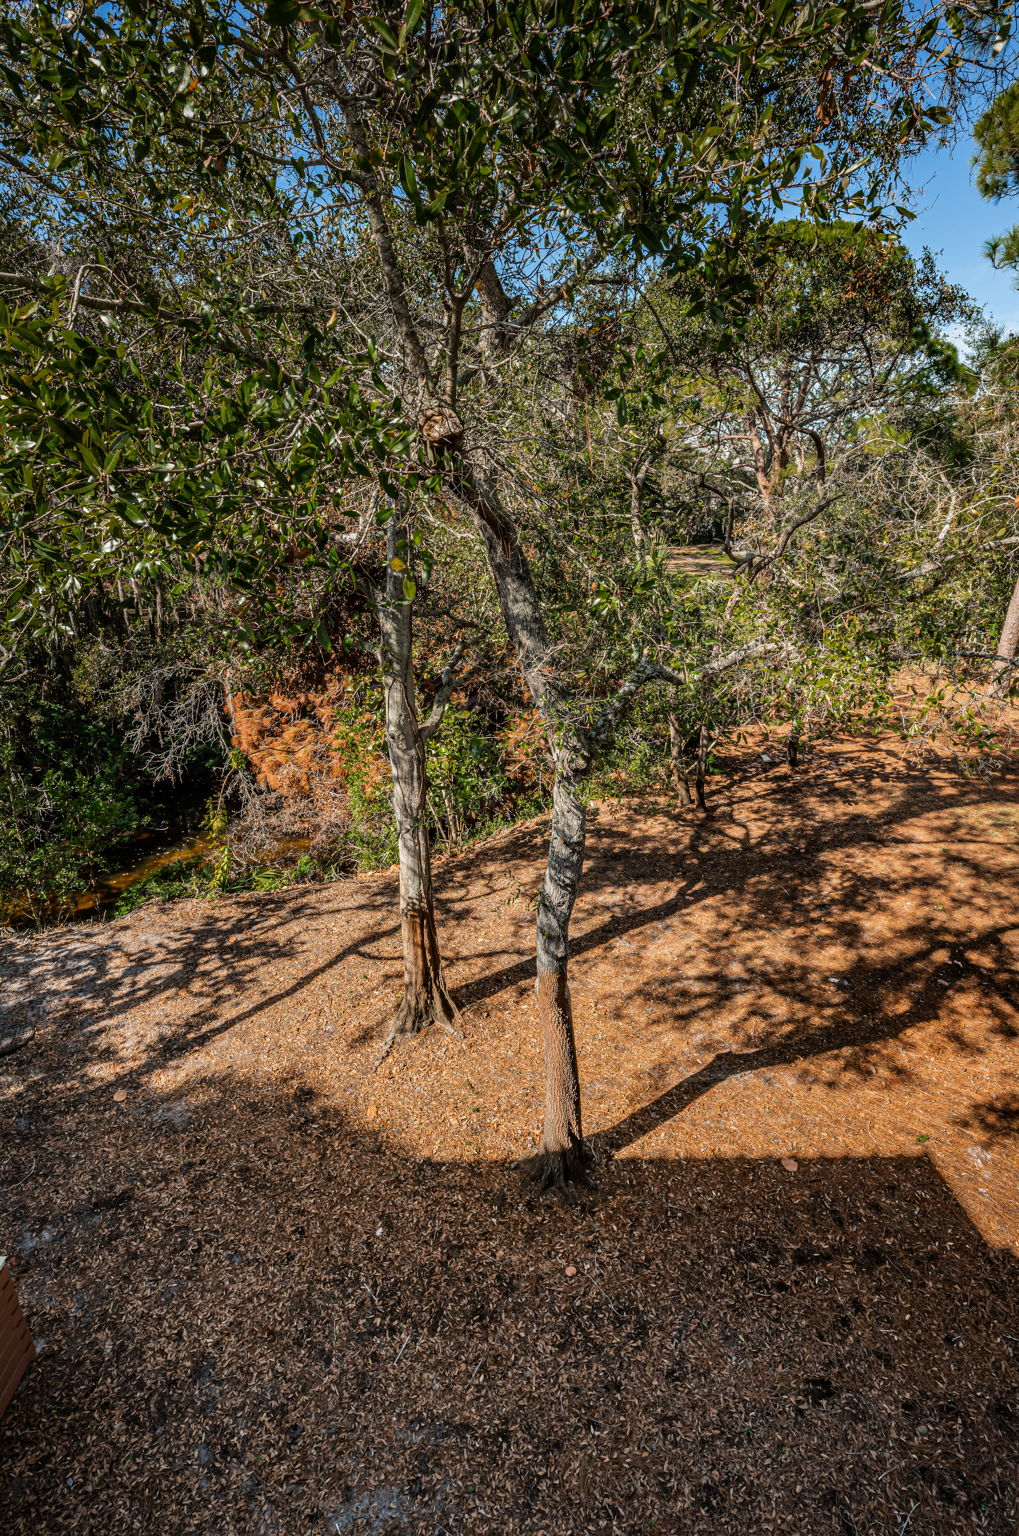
top-left (417, 404), bottom-right (464, 451)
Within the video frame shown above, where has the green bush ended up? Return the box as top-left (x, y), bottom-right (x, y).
top-left (327, 695), bottom-right (543, 869)
top-left (0, 635), bottom-right (226, 925)
top-left (427, 704), bottom-right (513, 844)
top-left (0, 730), bottom-right (157, 924)
top-left (111, 855), bottom-right (211, 916)
top-left (112, 847), bottom-right (328, 917)
top-left (327, 695), bottom-right (398, 869)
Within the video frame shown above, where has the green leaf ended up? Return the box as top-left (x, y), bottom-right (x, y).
top-left (399, 0), bottom-right (424, 49)
top-left (264, 0), bottom-right (320, 23)
top-left (398, 153), bottom-right (420, 203)
top-left (368, 16), bottom-right (399, 51)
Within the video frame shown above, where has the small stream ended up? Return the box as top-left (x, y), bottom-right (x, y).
top-left (3, 825), bottom-right (322, 929)
top-left (2, 830), bottom-right (216, 930)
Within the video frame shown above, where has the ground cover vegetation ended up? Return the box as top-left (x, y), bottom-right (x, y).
top-left (0, 0), bottom-right (1018, 1192)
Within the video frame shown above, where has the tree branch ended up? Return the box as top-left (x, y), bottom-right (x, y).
top-left (419, 643), bottom-right (489, 740)
top-left (583, 642), bottom-right (775, 763)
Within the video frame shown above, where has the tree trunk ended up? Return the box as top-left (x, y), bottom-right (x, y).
top-left (375, 518), bottom-right (458, 1054)
top-left (339, 150), bottom-right (606, 1180)
top-left (472, 253), bottom-right (513, 365)
top-left (667, 712), bottom-right (693, 805)
top-left (534, 774), bottom-right (590, 1194)
top-left (628, 466), bottom-right (646, 559)
top-left (989, 569), bottom-right (1019, 697)
top-left (695, 722), bottom-right (709, 810)
top-left (452, 461), bottom-right (592, 1190)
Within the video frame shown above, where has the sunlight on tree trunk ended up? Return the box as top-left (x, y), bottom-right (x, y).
top-left (532, 776), bottom-right (591, 1196)
top-left (989, 570), bottom-right (1019, 697)
top-left (376, 517), bottom-right (458, 1057)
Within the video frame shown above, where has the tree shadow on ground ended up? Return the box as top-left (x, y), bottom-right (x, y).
top-left (451, 766), bottom-right (1019, 1014)
top-left (1, 763), bottom-right (1016, 1203)
top-left (1, 1071), bottom-right (1017, 1536)
top-left (0, 879), bottom-right (403, 1102)
top-left (3, 755), bottom-right (1019, 1531)
top-left (4, 762), bottom-right (1013, 1087)
top-left (588, 916), bottom-right (1019, 1159)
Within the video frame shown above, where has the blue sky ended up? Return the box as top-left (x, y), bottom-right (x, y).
top-left (901, 134), bottom-right (1019, 334)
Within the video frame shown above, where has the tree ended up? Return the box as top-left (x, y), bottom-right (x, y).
top-left (974, 89), bottom-right (1019, 692)
top-left (372, 508), bottom-right (467, 1050)
top-left (271, 0), bottom-right (992, 1192)
top-left (0, 8), bottom-right (482, 1035)
top-left (0, 0), bottom-right (1008, 1194)
top-left (622, 224), bottom-right (970, 562)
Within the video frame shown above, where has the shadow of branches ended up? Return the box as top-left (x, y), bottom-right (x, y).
top-left (2, 752), bottom-right (1019, 1530)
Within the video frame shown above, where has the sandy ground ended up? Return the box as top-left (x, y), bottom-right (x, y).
top-left (1, 733), bottom-right (1018, 1534)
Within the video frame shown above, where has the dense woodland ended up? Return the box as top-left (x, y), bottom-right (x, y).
top-left (2, 1), bottom-right (1019, 1191)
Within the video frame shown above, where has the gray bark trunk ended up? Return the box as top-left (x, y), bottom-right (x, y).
top-left (375, 518), bottom-right (457, 1053)
top-left (473, 255), bottom-right (513, 364)
top-left (451, 459), bottom-right (592, 1191)
top-left (989, 569), bottom-right (1019, 697)
top-left (336, 155), bottom-right (591, 1179)
top-left (628, 467), bottom-right (646, 559)
top-left (534, 774), bottom-right (588, 1188)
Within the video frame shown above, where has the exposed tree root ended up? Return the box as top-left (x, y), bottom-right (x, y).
top-left (525, 1140), bottom-right (595, 1203)
top-left (374, 985), bottom-right (462, 1067)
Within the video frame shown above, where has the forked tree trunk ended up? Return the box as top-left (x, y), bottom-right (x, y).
top-left (989, 570), bottom-right (1019, 697)
top-left (342, 133), bottom-right (598, 1187)
top-left (376, 519), bottom-right (458, 1055)
top-left (339, 140), bottom-right (624, 1184)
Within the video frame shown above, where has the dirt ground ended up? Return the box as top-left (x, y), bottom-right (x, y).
top-left (1, 732), bottom-right (1018, 1535)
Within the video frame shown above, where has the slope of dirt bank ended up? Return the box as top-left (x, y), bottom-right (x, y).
top-left (1, 735), bottom-right (1018, 1534)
